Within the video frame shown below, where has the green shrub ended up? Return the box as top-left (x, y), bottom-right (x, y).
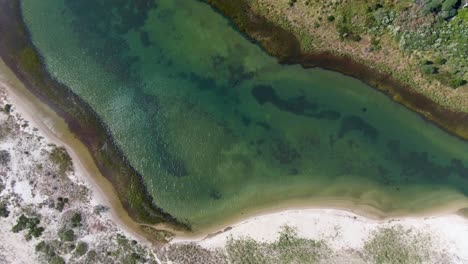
top-left (12, 214), bottom-right (30, 233)
top-left (35, 241), bottom-right (47, 252)
top-left (424, 0), bottom-right (443, 14)
top-left (75, 241), bottom-right (88, 256)
top-left (124, 253), bottom-right (143, 264)
top-left (0, 203), bottom-right (9, 218)
top-left (13, 215), bottom-right (44, 240)
top-left (55, 197), bottom-right (69, 212)
top-left (49, 146), bottom-right (72, 176)
top-left (421, 65), bottom-right (438, 74)
top-left (288, 0), bottom-right (297, 7)
top-left (351, 34), bottom-right (362, 42)
top-left (49, 256), bottom-right (65, 264)
top-left (87, 250), bottom-right (98, 262)
top-left (29, 226), bottom-right (45, 240)
top-left (422, 59), bottom-right (434, 65)
top-left (0, 150), bottom-right (11, 166)
top-left (434, 58), bottom-right (447, 64)
top-left (35, 240), bottom-right (57, 259)
top-left (450, 78), bottom-right (467, 88)
top-left (442, 0), bottom-right (459, 11)
top-left (71, 212), bottom-right (82, 227)
top-left (59, 229), bottom-right (76, 242)
top-left (3, 104), bottom-right (12, 113)
top-left (327, 15), bottom-right (335, 22)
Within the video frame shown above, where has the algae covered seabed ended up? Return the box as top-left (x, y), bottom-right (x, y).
top-left (6, 0), bottom-right (468, 232)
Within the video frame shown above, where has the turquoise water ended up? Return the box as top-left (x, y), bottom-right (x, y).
top-left (21, 0), bottom-right (468, 229)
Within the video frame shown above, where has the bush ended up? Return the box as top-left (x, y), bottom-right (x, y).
top-left (435, 58), bottom-right (447, 65)
top-left (36, 241), bottom-right (57, 260)
top-left (59, 229), bottom-right (76, 242)
top-left (442, 0), bottom-right (459, 11)
top-left (87, 250), bottom-right (98, 262)
top-left (424, 0), bottom-right (443, 14)
top-left (12, 215), bottom-right (44, 240)
top-left (55, 197), bottom-right (69, 212)
top-left (421, 65), bottom-right (438, 74)
top-left (0, 150), bottom-right (10, 166)
top-left (424, 0), bottom-right (459, 18)
top-left (327, 15), bottom-right (335, 22)
top-left (0, 203), bottom-right (9, 218)
top-left (450, 78), bottom-right (467, 88)
top-left (71, 212), bottom-right (82, 227)
top-left (288, 0), bottom-right (297, 7)
top-left (351, 34), bottom-right (362, 42)
top-left (49, 256), bottom-right (65, 264)
top-left (3, 104), bottom-right (11, 113)
top-left (422, 59), bottom-right (434, 65)
top-left (26, 226), bottom-right (44, 240)
top-left (75, 241), bottom-right (88, 256)
top-left (49, 146), bottom-right (72, 176)
top-left (12, 214), bottom-right (30, 233)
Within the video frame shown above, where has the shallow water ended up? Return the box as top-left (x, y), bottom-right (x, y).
top-left (21, 0), bottom-right (468, 229)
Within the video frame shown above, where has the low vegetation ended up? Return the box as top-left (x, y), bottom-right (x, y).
top-left (0, 202), bottom-right (9, 218)
top-left (158, 224), bottom-right (452, 263)
top-left (49, 146), bottom-right (73, 177)
top-left (363, 225), bottom-right (442, 264)
top-left (12, 214), bottom-right (45, 241)
top-left (0, 150), bottom-right (10, 166)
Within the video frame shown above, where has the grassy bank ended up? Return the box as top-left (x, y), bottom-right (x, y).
top-left (205, 0), bottom-right (468, 140)
top-left (0, 0), bottom-right (188, 233)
